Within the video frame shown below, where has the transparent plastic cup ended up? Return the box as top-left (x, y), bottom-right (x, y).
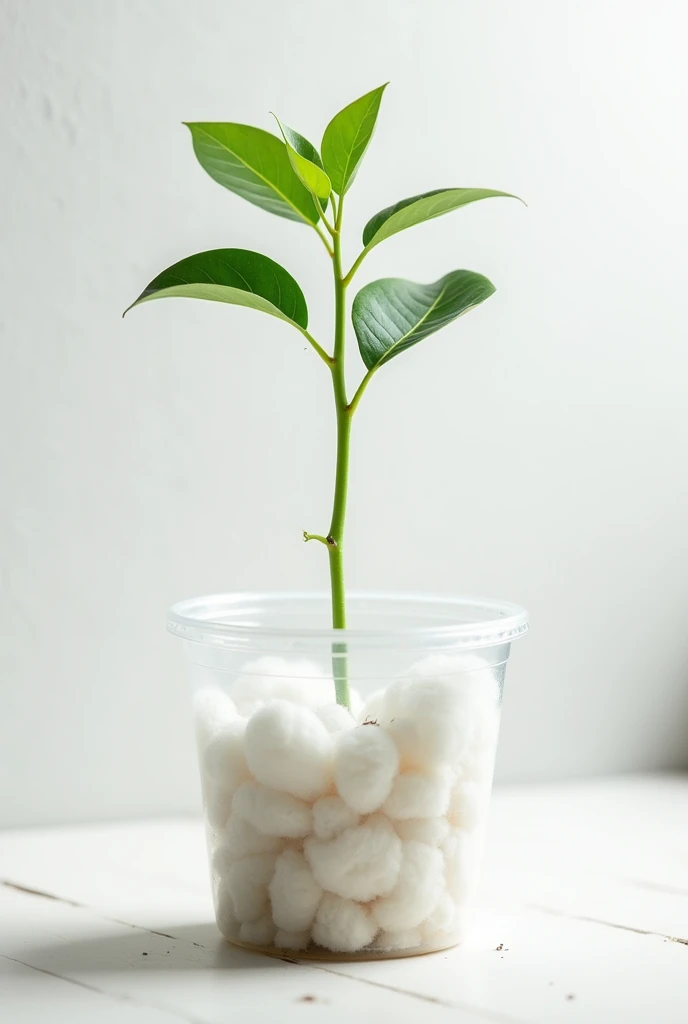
top-left (168, 592), bottom-right (528, 960)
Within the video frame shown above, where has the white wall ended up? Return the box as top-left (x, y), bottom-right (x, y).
top-left (1, 0), bottom-right (687, 828)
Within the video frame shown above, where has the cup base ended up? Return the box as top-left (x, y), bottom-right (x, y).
top-left (223, 933), bottom-right (463, 962)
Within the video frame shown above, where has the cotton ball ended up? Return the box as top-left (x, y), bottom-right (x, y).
top-left (268, 848), bottom-right (323, 932)
top-left (382, 767), bottom-right (452, 820)
top-left (305, 815), bottom-right (401, 901)
top-left (202, 718), bottom-right (248, 789)
top-left (358, 689), bottom-right (385, 724)
top-left (448, 779), bottom-right (488, 832)
top-left (315, 703), bottom-right (356, 733)
top-left (442, 831), bottom-right (478, 902)
top-left (215, 815), bottom-right (282, 863)
top-left (193, 688), bottom-right (238, 747)
top-left (232, 781), bottom-right (312, 838)
top-left (394, 817), bottom-right (451, 847)
top-left (232, 657), bottom-right (332, 715)
top-left (312, 795), bottom-right (359, 841)
top-left (226, 852), bottom-right (278, 922)
top-left (374, 928), bottom-right (422, 951)
top-left (311, 894), bottom-right (378, 953)
top-left (383, 684), bottom-right (471, 768)
top-left (421, 893), bottom-right (458, 937)
top-left (214, 882), bottom-right (239, 938)
top-left (275, 929), bottom-right (310, 950)
top-left (238, 914), bottom-right (277, 947)
top-left (372, 840), bottom-right (444, 931)
top-left (245, 700), bottom-right (333, 801)
top-left (460, 707), bottom-right (501, 782)
top-left (334, 726), bottom-right (399, 814)
top-left (202, 782), bottom-right (235, 830)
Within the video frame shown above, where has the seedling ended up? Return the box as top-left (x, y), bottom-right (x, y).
top-left (124, 84), bottom-right (521, 708)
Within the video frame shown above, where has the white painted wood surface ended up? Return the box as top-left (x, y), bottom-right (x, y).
top-left (1, 775), bottom-right (686, 1023)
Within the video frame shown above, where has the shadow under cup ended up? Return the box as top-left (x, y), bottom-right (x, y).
top-left (167, 592), bottom-right (528, 960)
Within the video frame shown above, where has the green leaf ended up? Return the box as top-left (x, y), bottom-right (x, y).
top-left (321, 83), bottom-right (388, 195)
top-left (123, 248), bottom-right (308, 329)
top-left (185, 122), bottom-right (321, 224)
top-left (361, 188), bottom-right (523, 251)
top-left (272, 115), bottom-right (331, 200)
top-left (352, 270), bottom-right (495, 371)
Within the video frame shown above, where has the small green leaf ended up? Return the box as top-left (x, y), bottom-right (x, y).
top-left (123, 248), bottom-right (308, 330)
top-left (362, 188), bottom-right (523, 251)
top-left (185, 122), bottom-right (321, 224)
top-left (272, 115), bottom-right (332, 200)
top-left (352, 270), bottom-right (495, 370)
top-left (321, 83), bottom-right (388, 195)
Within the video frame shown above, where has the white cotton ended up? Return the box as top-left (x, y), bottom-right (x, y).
top-left (193, 688), bottom-right (238, 747)
top-left (372, 840), bottom-right (445, 932)
top-left (231, 657), bottom-right (332, 716)
top-left (214, 814), bottom-right (282, 863)
top-left (232, 781), bottom-right (312, 839)
top-left (214, 881), bottom-right (239, 938)
top-left (226, 852), bottom-right (278, 922)
top-left (421, 893), bottom-right (458, 937)
top-left (311, 894), bottom-right (378, 953)
top-left (305, 815), bottom-right (402, 902)
top-left (275, 929), bottom-right (310, 950)
top-left (244, 699), bottom-right (333, 801)
top-left (394, 816), bottom-right (451, 847)
top-left (201, 718), bottom-right (248, 791)
top-left (448, 779), bottom-right (487, 832)
top-left (202, 782), bottom-right (235, 830)
top-left (382, 767), bottom-right (452, 820)
top-left (442, 831), bottom-right (477, 902)
top-left (459, 706), bottom-right (501, 782)
top-left (238, 914), bottom-right (277, 947)
top-left (312, 795), bottom-right (360, 841)
top-left (333, 726), bottom-right (399, 814)
top-left (357, 689), bottom-right (386, 724)
top-left (315, 702), bottom-right (357, 733)
top-left (268, 848), bottom-right (323, 932)
top-left (374, 928), bottom-right (422, 951)
top-left (384, 654), bottom-right (500, 768)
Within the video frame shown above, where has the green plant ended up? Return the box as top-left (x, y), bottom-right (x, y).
top-left (124, 84), bottom-right (522, 709)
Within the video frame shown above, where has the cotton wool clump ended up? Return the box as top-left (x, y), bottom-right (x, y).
top-left (372, 840), bottom-right (444, 932)
top-left (374, 928), bottom-right (422, 951)
top-left (239, 914), bottom-right (277, 947)
top-left (421, 893), bottom-right (457, 937)
top-left (311, 894), bottom-right (378, 953)
top-left (232, 780), bottom-right (312, 838)
top-left (442, 831), bottom-right (477, 901)
top-left (214, 815), bottom-right (282, 863)
top-left (202, 782), bottom-right (235, 830)
top-left (193, 688), bottom-right (238, 747)
top-left (214, 882), bottom-right (239, 938)
top-left (226, 851), bottom-right (278, 922)
top-left (357, 688), bottom-right (386, 724)
top-left (202, 718), bottom-right (248, 790)
top-left (231, 657), bottom-right (333, 716)
top-left (244, 699), bottom-right (333, 801)
top-left (448, 779), bottom-right (487, 832)
top-left (312, 795), bottom-right (360, 841)
top-left (333, 726), bottom-right (399, 814)
top-left (269, 848), bottom-right (323, 932)
top-left (315, 702), bottom-right (356, 733)
top-left (305, 815), bottom-right (402, 902)
top-left (394, 816), bottom-right (451, 847)
top-left (383, 766), bottom-right (452, 820)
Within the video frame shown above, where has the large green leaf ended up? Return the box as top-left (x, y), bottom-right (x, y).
top-left (273, 116), bottom-right (331, 200)
top-left (361, 188), bottom-right (522, 251)
top-left (123, 248), bottom-right (308, 329)
top-left (185, 122), bottom-right (321, 224)
top-left (321, 84), bottom-right (387, 196)
top-left (352, 270), bottom-right (495, 370)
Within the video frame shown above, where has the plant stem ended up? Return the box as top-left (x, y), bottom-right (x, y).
top-left (328, 199), bottom-right (352, 708)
